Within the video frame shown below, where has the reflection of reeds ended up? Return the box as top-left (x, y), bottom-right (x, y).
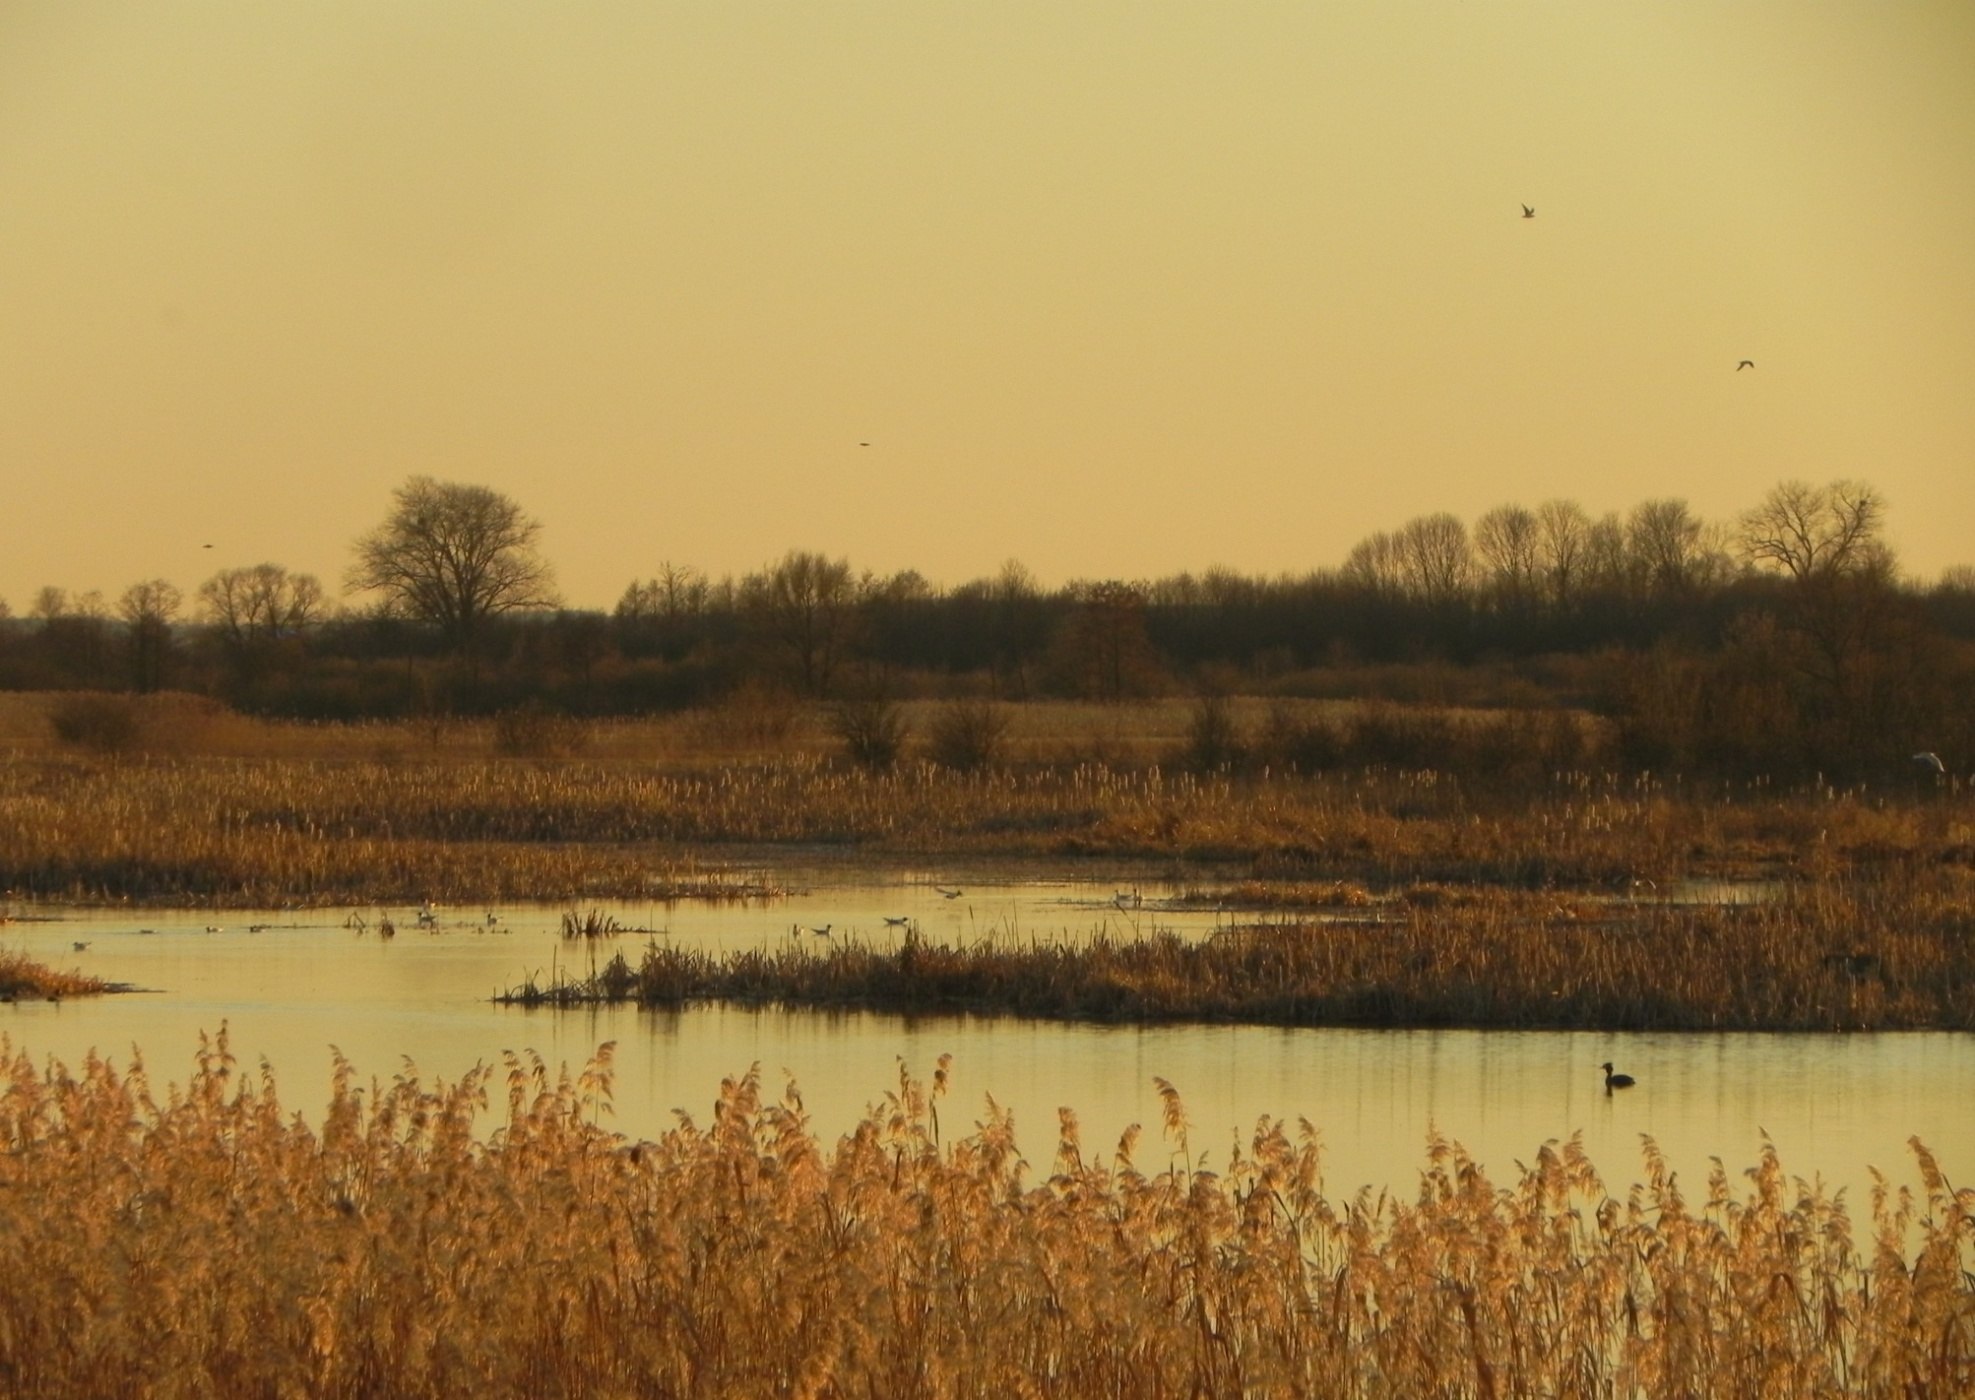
top-left (504, 876), bottom-right (1975, 1031)
top-left (0, 1034), bottom-right (1968, 1395)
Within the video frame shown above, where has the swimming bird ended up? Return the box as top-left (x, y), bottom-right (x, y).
top-left (72, 941), bottom-right (90, 952)
top-left (934, 886), bottom-right (963, 900)
top-left (1737, 360), bottom-right (1754, 371)
top-left (809, 924), bottom-right (833, 938)
top-left (883, 916), bottom-right (912, 928)
top-left (1522, 204), bottom-right (1535, 218)
top-left (1601, 1062), bottom-right (1635, 1090)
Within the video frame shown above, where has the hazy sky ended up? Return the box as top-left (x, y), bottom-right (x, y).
top-left (4, 2), bottom-right (1972, 613)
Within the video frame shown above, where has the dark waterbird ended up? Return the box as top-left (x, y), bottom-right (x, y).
top-left (1601, 1062), bottom-right (1635, 1091)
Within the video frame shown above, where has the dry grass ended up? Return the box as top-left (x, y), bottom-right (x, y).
top-left (2, 744), bottom-right (1968, 907)
top-left (0, 1034), bottom-right (1968, 1397)
top-left (0, 947), bottom-right (116, 1002)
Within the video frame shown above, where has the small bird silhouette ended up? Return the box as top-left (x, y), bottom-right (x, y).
top-left (1601, 1062), bottom-right (1636, 1090)
top-left (809, 924), bottom-right (832, 937)
top-left (1914, 751), bottom-right (1947, 775)
top-left (934, 886), bottom-right (963, 900)
top-left (1521, 204), bottom-right (1535, 218)
top-left (1737, 360), bottom-right (1755, 371)
top-left (72, 941), bottom-right (90, 952)
top-left (883, 915), bottom-right (912, 928)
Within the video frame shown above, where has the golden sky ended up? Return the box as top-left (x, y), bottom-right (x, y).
top-left (3, 1), bottom-right (1972, 612)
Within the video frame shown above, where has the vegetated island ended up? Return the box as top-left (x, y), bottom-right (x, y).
top-left (0, 948), bottom-right (124, 1002)
top-left (500, 873), bottom-right (1975, 1033)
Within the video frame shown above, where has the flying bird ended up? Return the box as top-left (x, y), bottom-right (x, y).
top-left (934, 885), bottom-right (964, 900)
top-left (1521, 204), bottom-right (1535, 218)
top-left (1914, 751), bottom-right (1947, 775)
top-left (1737, 360), bottom-right (1754, 371)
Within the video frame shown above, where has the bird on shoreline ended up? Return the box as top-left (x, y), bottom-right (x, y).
top-left (1601, 1062), bottom-right (1635, 1091)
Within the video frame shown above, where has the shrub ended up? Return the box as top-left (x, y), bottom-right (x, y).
top-left (491, 701), bottom-right (590, 759)
top-left (829, 696), bottom-right (910, 770)
top-left (1179, 695), bottom-right (1247, 772)
top-left (926, 699), bottom-right (1010, 771)
top-left (48, 694), bottom-right (144, 755)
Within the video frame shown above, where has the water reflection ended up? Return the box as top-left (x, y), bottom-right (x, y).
top-left (4, 868), bottom-right (1967, 1209)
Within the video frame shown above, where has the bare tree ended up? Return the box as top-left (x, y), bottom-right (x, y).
top-left (31, 586), bottom-right (68, 622)
top-left (1738, 479), bottom-right (1900, 739)
top-left (1626, 499), bottom-right (1731, 597)
top-left (1342, 530), bottom-right (1405, 597)
top-left (617, 562), bottom-right (709, 622)
top-left (741, 550), bottom-right (860, 695)
top-left (1738, 479), bottom-right (1889, 583)
top-left (1395, 513), bottom-right (1473, 602)
top-left (1534, 499), bottom-right (1591, 607)
top-left (1473, 503), bottom-right (1542, 608)
top-left (200, 564), bottom-right (326, 649)
top-left (118, 578), bottom-right (183, 692)
top-left (346, 477), bottom-right (557, 648)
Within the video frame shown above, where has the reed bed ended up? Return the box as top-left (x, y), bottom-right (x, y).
top-left (0, 949), bottom-right (115, 1002)
top-left (0, 1034), bottom-right (1967, 1398)
top-left (3, 753), bottom-right (1968, 905)
top-left (503, 875), bottom-right (1975, 1032)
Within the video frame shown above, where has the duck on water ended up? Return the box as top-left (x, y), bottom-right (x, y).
top-left (1601, 1062), bottom-right (1636, 1091)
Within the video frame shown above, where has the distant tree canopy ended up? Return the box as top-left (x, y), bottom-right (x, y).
top-left (346, 477), bottom-right (558, 649)
top-left (7, 476), bottom-right (1975, 779)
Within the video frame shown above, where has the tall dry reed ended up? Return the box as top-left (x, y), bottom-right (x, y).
top-left (0, 1035), bottom-right (1968, 1397)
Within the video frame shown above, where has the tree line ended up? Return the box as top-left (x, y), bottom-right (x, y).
top-left (4, 475), bottom-right (1973, 777)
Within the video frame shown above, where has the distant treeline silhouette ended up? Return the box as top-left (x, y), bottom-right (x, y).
top-left (3, 479), bottom-right (1972, 779)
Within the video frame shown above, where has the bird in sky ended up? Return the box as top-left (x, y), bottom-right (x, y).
top-left (1521, 204), bottom-right (1535, 218)
top-left (1737, 360), bottom-right (1755, 371)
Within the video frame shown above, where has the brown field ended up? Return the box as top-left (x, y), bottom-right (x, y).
top-left (0, 1036), bottom-right (1968, 1397)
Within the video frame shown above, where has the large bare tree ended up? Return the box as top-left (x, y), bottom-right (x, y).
top-left (1737, 479), bottom-right (1888, 583)
top-left (346, 477), bottom-right (557, 648)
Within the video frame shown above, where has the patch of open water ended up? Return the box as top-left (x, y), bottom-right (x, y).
top-left (5, 866), bottom-right (1967, 1210)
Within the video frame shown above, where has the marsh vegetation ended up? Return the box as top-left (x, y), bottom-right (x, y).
top-left (500, 873), bottom-right (1975, 1032)
top-left (0, 1037), bottom-right (1968, 1397)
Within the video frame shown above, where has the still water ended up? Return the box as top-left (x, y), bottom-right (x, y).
top-left (7, 866), bottom-right (1969, 1208)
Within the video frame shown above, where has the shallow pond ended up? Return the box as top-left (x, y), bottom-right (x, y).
top-left (6, 865), bottom-right (1969, 1209)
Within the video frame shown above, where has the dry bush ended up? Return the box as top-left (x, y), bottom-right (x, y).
top-left (691, 679), bottom-right (802, 753)
top-left (828, 697), bottom-right (910, 771)
top-left (490, 702), bottom-right (590, 759)
top-left (1178, 695), bottom-right (1248, 772)
top-left (0, 1037), bottom-right (1968, 1398)
top-left (925, 699), bottom-right (1010, 772)
top-left (47, 693), bottom-right (145, 755)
